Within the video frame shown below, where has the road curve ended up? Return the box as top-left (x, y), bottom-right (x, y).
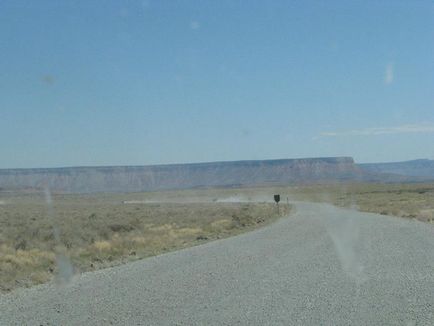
top-left (1, 202), bottom-right (434, 325)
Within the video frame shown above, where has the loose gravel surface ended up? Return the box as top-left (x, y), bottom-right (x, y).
top-left (1, 202), bottom-right (434, 325)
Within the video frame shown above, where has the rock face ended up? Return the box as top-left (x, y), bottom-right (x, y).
top-left (0, 157), bottom-right (367, 193)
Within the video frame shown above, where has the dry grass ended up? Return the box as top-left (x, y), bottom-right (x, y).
top-left (0, 190), bottom-right (289, 292)
top-left (286, 183), bottom-right (434, 222)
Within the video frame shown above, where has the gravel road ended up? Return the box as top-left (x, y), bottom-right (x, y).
top-left (1, 202), bottom-right (434, 325)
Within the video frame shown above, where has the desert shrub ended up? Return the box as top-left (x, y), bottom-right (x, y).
top-left (0, 193), bottom-right (288, 291)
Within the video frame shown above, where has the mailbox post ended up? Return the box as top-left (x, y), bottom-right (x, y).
top-left (274, 194), bottom-right (280, 214)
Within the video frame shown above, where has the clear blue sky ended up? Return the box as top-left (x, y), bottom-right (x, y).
top-left (1, 0), bottom-right (434, 168)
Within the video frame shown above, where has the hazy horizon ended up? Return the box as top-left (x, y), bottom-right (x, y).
top-left (0, 155), bottom-right (432, 171)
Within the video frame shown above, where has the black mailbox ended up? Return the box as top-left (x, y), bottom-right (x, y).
top-left (274, 194), bottom-right (280, 204)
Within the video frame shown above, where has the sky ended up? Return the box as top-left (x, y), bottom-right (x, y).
top-left (1, 0), bottom-right (434, 169)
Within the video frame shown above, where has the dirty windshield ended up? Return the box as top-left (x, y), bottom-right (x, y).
top-left (1, 1), bottom-right (434, 325)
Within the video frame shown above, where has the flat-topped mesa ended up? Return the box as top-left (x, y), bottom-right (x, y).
top-left (0, 157), bottom-right (363, 193)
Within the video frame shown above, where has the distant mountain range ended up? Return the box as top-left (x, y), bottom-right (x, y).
top-left (359, 159), bottom-right (434, 178)
top-left (0, 157), bottom-right (432, 193)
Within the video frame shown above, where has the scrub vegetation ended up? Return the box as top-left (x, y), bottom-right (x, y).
top-left (287, 183), bottom-right (434, 222)
top-left (0, 190), bottom-right (289, 292)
